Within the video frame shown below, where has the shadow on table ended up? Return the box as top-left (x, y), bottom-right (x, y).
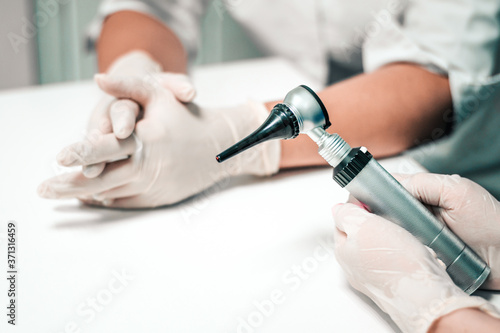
top-left (51, 203), bottom-right (150, 229)
top-left (51, 166), bottom-right (325, 229)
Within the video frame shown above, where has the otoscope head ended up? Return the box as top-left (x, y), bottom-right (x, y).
top-left (282, 85), bottom-right (331, 132)
top-left (216, 85), bottom-right (330, 163)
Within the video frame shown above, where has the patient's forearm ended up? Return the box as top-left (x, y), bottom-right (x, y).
top-left (97, 11), bottom-right (187, 73)
top-left (276, 63), bottom-right (452, 168)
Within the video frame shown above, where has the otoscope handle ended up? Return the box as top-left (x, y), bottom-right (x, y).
top-left (337, 147), bottom-right (490, 294)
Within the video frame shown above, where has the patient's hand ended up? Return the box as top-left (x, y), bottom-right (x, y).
top-left (37, 73), bottom-right (279, 208)
top-left (81, 50), bottom-right (196, 178)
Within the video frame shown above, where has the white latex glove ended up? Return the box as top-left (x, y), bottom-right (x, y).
top-left (395, 173), bottom-right (500, 290)
top-left (37, 73), bottom-right (280, 208)
top-left (82, 50), bottom-right (196, 178)
top-left (333, 203), bottom-right (500, 333)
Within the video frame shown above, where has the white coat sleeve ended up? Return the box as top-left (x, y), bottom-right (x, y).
top-left (86, 0), bottom-right (211, 62)
top-left (362, 0), bottom-right (500, 124)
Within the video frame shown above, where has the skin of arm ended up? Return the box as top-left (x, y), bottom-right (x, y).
top-left (274, 63), bottom-right (451, 168)
top-left (428, 308), bottom-right (500, 333)
top-left (98, 11), bottom-right (452, 169)
top-left (97, 11), bottom-right (187, 73)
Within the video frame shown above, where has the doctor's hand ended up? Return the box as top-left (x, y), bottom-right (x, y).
top-left (37, 73), bottom-right (280, 208)
top-left (333, 203), bottom-right (499, 333)
top-left (82, 50), bottom-right (196, 178)
top-left (395, 173), bottom-right (500, 290)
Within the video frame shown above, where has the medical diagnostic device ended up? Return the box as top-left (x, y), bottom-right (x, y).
top-left (216, 85), bottom-right (490, 293)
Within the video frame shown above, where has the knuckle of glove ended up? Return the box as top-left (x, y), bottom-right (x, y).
top-left (442, 174), bottom-right (473, 206)
top-left (111, 99), bottom-right (135, 115)
top-left (73, 141), bottom-right (94, 164)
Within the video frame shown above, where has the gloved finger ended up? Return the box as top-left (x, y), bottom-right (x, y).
top-left (84, 97), bottom-right (138, 178)
top-left (93, 182), bottom-right (146, 201)
top-left (332, 205), bottom-right (348, 247)
top-left (82, 163), bottom-right (106, 178)
top-left (37, 159), bottom-right (137, 199)
top-left (109, 99), bottom-right (140, 139)
top-left (87, 94), bottom-right (115, 133)
top-left (394, 173), bottom-right (460, 209)
top-left (56, 133), bottom-right (136, 167)
top-left (332, 203), bottom-right (372, 236)
top-left (78, 197), bottom-right (114, 207)
top-left (333, 203), bottom-right (434, 267)
top-left (156, 73), bottom-right (196, 102)
top-left (80, 96), bottom-right (117, 180)
top-left (95, 74), bottom-right (152, 106)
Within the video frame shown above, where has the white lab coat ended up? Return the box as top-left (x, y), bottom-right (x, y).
top-left (88, 0), bottom-right (500, 198)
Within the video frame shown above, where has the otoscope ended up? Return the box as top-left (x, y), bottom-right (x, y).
top-left (216, 85), bottom-right (490, 293)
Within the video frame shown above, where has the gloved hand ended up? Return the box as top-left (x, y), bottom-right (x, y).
top-left (37, 73), bottom-right (280, 208)
top-left (333, 202), bottom-right (500, 333)
top-left (82, 50), bottom-right (196, 178)
top-left (395, 173), bottom-right (500, 290)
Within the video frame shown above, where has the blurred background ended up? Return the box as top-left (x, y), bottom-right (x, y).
top-left (0, 0), bottom-right (262, 90)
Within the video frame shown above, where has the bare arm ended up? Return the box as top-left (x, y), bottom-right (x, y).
top-left (429, 308), bottom-right (500, 333)
top-left (97, 11), bottom-right (187, 73)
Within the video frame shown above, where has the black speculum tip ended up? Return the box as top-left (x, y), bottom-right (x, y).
top-left (216, 104), bottom-right (299, 163)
